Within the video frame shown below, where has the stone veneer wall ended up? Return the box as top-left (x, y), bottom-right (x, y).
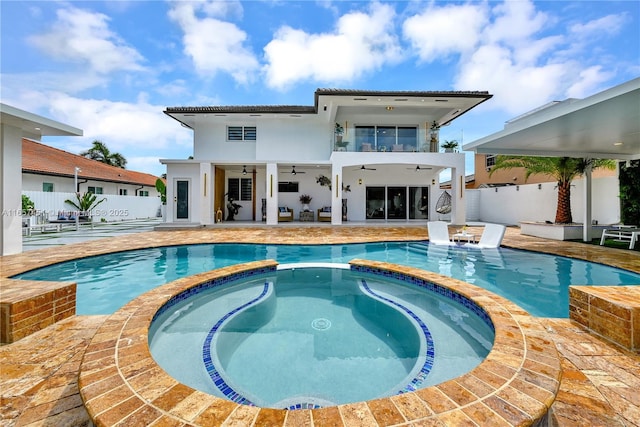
top-left (0, 279), bottom-right (76, 343)
top-left (569, 286), bottom-right (640, 353)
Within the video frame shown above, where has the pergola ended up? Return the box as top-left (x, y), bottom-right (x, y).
top-left (0, 103), bottom-right (82, 255)
top-left (464, 78), bottom-right (640, 241)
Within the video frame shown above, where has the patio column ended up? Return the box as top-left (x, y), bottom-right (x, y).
top-left (265, 163), bottom-right (278, 225)
top-left (0, 123), bottom-right (22, 255)
top-left (583, 161), bottom-right (593, 242)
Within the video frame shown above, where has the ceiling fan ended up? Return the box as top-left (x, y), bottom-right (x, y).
top-left (407, 165), bottom-right (432, 172)
top-left (355, 165), bottom-right (377, 171)
top-left (285, 166), bottom-right (305, 175)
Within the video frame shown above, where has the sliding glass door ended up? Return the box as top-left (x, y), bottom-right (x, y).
top-left (366, 186), bottom-right (429, 220)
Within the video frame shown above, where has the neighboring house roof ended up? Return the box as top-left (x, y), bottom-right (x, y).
top-left (22, 138), bottom-right (159, 186)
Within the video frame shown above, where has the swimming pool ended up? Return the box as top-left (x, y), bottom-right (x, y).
top-left (13, 241), bottom-right (640, 317)
top-left (148, 265), bottom-right (494, 408)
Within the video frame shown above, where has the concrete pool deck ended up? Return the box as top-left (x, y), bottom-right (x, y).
top-left (1, 225), bottom-right (639, 426)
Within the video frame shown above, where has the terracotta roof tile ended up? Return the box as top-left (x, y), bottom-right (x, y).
top-left (22, 139), bottom-right (159, 186)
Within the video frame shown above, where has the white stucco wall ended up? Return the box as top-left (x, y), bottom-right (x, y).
top-left (474, 176), bottom-right (620, 225)
top-left (194, 118), bottom-right (330, 162)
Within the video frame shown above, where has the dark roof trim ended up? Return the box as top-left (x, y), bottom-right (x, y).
top-left (164, 105), bottom-right (316, 114)
top-left (314, 88), bottom-right (492, 97)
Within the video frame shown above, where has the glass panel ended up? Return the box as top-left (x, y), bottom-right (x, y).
top-left (398, 127), bottom-right (417, 152)
top-left (228, 126), bottom-right (243, 141)
top-left (176, 180), bottom-right (189, 219)
top-left (409, 187), bottom-right (429, 219)
top-left (227, 178), bottom-right (240, 200)
top-left (387, 187), bottom-right (406, 219)
top-left (240, 178), bottom-right (252, 201)
top-left (355, 126), bottom-right (375, 151)
top-left (43, 183), bottom-right (54, 192)
top-left (377, 126), bottom-right (396, 152)
top-left (244, 127), bottom-right (256, 140)
top-left (366, 187), bottom-right (385, 219)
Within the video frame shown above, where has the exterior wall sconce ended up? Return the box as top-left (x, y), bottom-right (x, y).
top-left (516, 185), bottom-right (519, 191)
top-left (242, 166), bottom-right (247, 175)
top-left (538, 184), bottom-right (542, 190)
top-left (431, 179), bottom-right (436, 185)
top-left (358, 178), bottom-right (363, 185)
top-left (495, 187), bottom-right (498, 192)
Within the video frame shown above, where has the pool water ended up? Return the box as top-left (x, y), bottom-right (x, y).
top-left (13, 242), bottom-right (640, 317)
top-left (148, 266), bottom-right (494, 408)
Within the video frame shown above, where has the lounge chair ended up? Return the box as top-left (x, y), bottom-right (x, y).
top-left (427, 221), bottom-right (455, 246)
top-left (600, 227), bottom-right (640, 249)
top-left (464, 223), bottom-right (506, 249)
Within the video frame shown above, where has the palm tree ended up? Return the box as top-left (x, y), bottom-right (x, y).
top-left (489, 156), bottom-right (616, 224)
top-left (80, 140), bottom-right (127, 168)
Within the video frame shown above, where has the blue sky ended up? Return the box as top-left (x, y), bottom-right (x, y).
top-left (2, 0), bottom-right (639, 177)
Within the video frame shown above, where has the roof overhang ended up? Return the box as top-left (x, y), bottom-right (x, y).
top-left (463, 78), bottom-right (640, 160)
top-left (164, 89), bottom-right (493, 130)
top-left (0, 103), bottom-right (83, 139)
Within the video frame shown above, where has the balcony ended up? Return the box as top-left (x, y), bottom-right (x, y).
top-left (333, 140), bottom-right (437, 153)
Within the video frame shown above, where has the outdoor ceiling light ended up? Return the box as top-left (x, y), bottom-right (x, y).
top-left (386, 106), bottom-right (394, 111)
top-left (242, 166), bottom-right (247, 175)
top-left (614, 141), bottom-right (624, 146)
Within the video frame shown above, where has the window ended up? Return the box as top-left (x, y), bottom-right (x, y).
top-left (139, 190), bottom-right (149, 197)
top-left (88, 186), bottom-right (103, 194)
top-left (228, 126), bottom-right (257, 141)
top-left (485, 155), bottom-right (496, 169)
top-left (227, 178), bottom-right (252, 201)
top-left (42, 182), bottom-right (54, 192)
top-left (240, 178), bottom-right (252, 201)
top-left (119, 189), bottom-right (128, 196)
top-left (278, 182), bottom-right (299, 193)
top-left (355, 125), bottom-right (417, 151)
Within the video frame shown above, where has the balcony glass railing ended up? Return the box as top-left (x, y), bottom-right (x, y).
top-left (334, 140), bottom-right (437, 153)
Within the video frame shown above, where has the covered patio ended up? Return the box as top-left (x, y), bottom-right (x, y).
top-left (464, 78), bottom-right (640, 241)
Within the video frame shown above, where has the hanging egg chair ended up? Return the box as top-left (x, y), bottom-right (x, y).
top-left (435, 190), bottom-right (452, 214)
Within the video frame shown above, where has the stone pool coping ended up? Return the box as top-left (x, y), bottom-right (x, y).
top-left (78, 259), bottom-right (561, 426)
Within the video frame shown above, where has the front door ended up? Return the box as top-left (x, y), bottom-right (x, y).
top-left (174, 179), bottom-right (190, 221)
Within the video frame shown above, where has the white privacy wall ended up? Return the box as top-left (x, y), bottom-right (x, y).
top-left (469, 176), bottom-right (620, 225)
top-left (23, 191), bottom-right (162, 222)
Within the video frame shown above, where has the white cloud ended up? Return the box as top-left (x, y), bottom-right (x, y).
top-left (484, 1), bottom-right (548, 46)
top-left (18, 93), bottom-right (193, 175)
top-left (168, 1), bottom-right (259, 84)
top-left (263, 2), bottom-right (402, 89)
top-left (402, 3), bottom-right (487, 62)
top-left (565, 66), bottom-right (615, 98)
top-left (456, 44), bottom-right (566, 114)
top-left (570, 14), bottom-right (628, 38)
top-left (28, 6), bottom-right (145, 74)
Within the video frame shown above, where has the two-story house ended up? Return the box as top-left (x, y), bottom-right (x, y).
top-left (162, 89), bottom-right (492, 226)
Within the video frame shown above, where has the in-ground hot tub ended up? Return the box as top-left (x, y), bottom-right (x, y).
top-left (78, 259), bottom-right (561, 426)
top-left (148, 263), bottom-right (495, 408)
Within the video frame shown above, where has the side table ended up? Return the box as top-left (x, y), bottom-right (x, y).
top-left (452, 233), bottom-right (476, 243)
top-left (299, 211), bottom-right (314, 222)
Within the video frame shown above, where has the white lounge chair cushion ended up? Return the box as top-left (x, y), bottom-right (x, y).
top-left (427, 221), bottom-right (456, 246)
top-left (464, 224), bottom-right (506, 249)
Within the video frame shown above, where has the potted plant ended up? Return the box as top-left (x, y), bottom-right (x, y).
top-left (155, 178), bottom-right (167, 219)
top-left (65, 191), bottom-right (106, 221)
top-left (299, 194), bottom-right (312, 211)
top-left (441, 140), bottom-right (459, 153)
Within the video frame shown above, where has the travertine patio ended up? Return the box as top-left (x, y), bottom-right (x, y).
top-left (1, 225), bottom-right (639, 426)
